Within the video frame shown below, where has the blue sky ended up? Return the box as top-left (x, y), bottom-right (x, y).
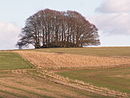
top-left (0, 0), bottom-right (130, 49)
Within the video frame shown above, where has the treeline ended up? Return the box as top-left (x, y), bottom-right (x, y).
top-left (17, 9), bottom-right (100, 49)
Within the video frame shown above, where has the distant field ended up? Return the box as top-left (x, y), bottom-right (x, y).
top-left (36, 47), bottom-right (130, 57)
top-left (0, 52), bottom-right (33, 70)
top-left (57, 66), bottom-right (130, 94)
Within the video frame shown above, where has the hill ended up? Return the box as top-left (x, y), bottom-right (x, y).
top-left (0, 47), bottom-right (130, 98)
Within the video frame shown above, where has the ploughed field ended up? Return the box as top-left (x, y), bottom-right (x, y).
top-left (0, 47), bottom-right (130, 98)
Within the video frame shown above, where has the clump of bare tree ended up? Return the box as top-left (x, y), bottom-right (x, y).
top-left (17, 9), bottom-right (100, 49)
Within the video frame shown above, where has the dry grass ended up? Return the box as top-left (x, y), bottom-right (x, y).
top-left (13, 50), bottom-right (130, 97)
top-left (35, 68), bottom-right (128, 97)
top-left (1, 50), bottom-right (129, 97)
top-left (16, 51), bottom-right (130, 69)
top-left (0, 68), bottom-right (128, 98)
top-left (0, 70), bottom-right (90, 98)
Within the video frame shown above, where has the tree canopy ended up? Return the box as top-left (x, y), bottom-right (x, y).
top-left (17, 9), bottom-right (100, 49)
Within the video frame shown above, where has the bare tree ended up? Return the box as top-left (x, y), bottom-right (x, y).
top-left (17, 9), bottom-right (100, 49)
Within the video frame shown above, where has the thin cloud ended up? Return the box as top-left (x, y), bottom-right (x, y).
top-left (94, 0), bottom-right (130, 35)
top-left (0, 22), bottom-right (20, 50)
top-left (92, 0), bottom-right (130, 46)
top-left (93, 13), bottom-right (130, 35)
top-left (96, 0), bottom-right (130, 13)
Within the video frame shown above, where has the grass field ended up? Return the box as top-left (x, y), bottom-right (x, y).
top-left (0, 47), bottom-right (130, 98)
top-left (57, 66), bottom-right (130, 93)
top-left (0, 52), bottom-right (33, 70)
top-left (34, 47), bottom-right (130, 97)
top-left (0, 51), bottom-right (114, 98)
top-left (0, 70), bottom-right (110, 98)
top-left (15, 50), bottom-right (130, 69)
top-left (36, 47), bottom-right (130, 57)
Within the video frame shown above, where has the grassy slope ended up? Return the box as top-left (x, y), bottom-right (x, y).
top-left (0, 51), bottom-right (111, 98)
top-left (0, 52), bottom-right (33, 70)
top-left (0, 47), bottom-right (130, 97)
top-left (57, 66), bottom-right (130, 93)
top-left (36, 47), bottom-right (130, 56)
top-left (35, 47), bottom-right (130, 94)
top-left (0, 70), bottom-right (111, 98)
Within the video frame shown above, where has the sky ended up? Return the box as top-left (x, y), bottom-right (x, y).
top-left (0, 0), bottom-right (130, 50)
